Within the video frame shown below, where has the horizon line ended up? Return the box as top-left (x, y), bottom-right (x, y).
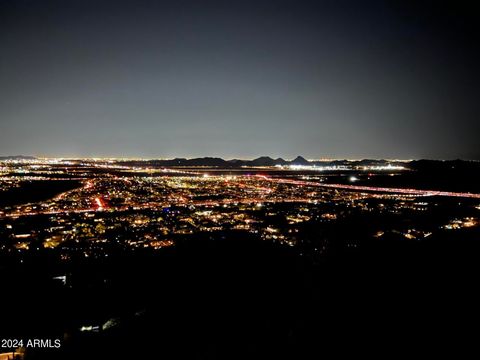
top-left (3, 154), bottom-right (480, 162)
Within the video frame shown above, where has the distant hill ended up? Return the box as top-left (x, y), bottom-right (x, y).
top-left (290, 156), bottom-right (310, 165)
top-left (245, 156), bottom-right (279, 167)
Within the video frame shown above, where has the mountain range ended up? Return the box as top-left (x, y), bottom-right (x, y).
top-left (116, 156), bottom-right (407, 168)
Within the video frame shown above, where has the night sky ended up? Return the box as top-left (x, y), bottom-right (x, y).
top-left (1, 0), bottom-right (479, 159)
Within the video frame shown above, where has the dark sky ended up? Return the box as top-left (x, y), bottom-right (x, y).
top-left (1, 0), bottom-right (479, 159)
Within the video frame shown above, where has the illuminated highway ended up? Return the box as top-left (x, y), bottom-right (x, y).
top-left (255, 175), bottom-right (480, 199)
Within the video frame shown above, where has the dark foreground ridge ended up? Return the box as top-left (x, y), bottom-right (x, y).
top-left (3, 228), bottom-right (480, 359)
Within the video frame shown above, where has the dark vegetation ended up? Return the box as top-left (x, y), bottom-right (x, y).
top-left (0, 180), bottom-right (82, 207)
top-left (2, 225), bottom-right (479, 359)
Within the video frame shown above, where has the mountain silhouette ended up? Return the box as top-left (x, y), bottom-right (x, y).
top-left (291, 156), bottom-right (309, 165)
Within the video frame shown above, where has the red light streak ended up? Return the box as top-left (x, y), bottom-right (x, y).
top-left (94, 197), bottom-right (105, 210)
